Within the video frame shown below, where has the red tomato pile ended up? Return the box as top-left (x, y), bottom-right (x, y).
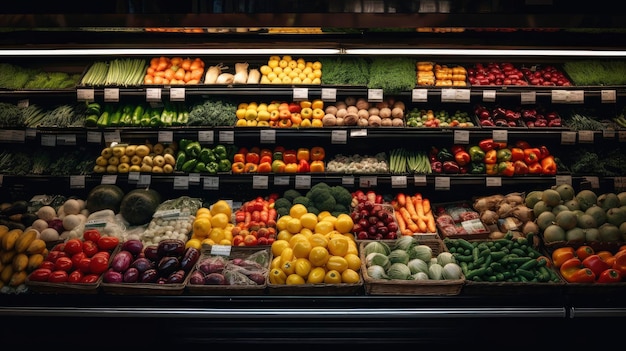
top-left (28, 229), bottom-right (120, 284)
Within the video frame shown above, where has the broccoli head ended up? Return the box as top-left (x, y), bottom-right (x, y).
top-left (332, 203), bottom-right (348, 215)
top-left (330, 185), bottom-right (353, 208)
top-left (276, 206), bottom-right (290, 217)
top-left (307, 206), bottom-right (320, 216)
top-left (283, 189), bottom-right (302, 202)
top-left (307, 186), bottom-right (337, 212)
top-left (273, 197), bottom-right (292, 213)
top-left (292, 196), bottom-right (312, 208)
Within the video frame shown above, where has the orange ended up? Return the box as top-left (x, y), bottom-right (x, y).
top-left (192, 217), bottom-right (212, 238)
top-left (195, 207), bottom-right (211, 217)
top-left (210, 213), bottom-right (230, 229)
top-left (210, 200), bottom-right (232, 218)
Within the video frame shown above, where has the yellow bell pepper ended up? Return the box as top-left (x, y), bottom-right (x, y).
top-left (294, 257), bottom-right (312, 278)
top-left (308, 246), bottom-right (330, 267)
top-left (327, 236), bottom-right (349, 257)
top-left (307, 267), bottom-right (326, 284)
top-left (281, 260), bottom-right (296, 275)
top-left (324, 269), bottom-right (342, 284)
top-left (269, 268), bottom-right (287, 285)
top-left (325, 255), bottom-right (349, 273)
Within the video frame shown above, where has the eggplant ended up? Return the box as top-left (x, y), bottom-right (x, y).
top-left (157, 256), bottom-right (180, 277)
top-left (180, 247), bottom-right (200, 272)
top-left (156, 239), bottom-right (185, 258)
top-left (0, 200), bottom-right (28, 216)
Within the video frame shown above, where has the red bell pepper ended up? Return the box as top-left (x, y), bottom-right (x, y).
top-left (451, 145), bottom-right (466, 155)
top-left (478, 138), bottom-right (495, 152)
top-left (513, 160), bottom-right (529, 175)
top-left (552, 247), bottom-right (575, 268)
top-left (282, 149), bottom-right (297, 164)
top-left (514, 140), bottom-right (531, 149)
top-left (560, 257), bottom-right (596, 283)
top-left (454, 150), bottom-right (471, 166)
top-left (510, 147), bottom-right (524, 162)
top-left (582, 254), bottom-right (611, 277)
top-left (528, 162), bottom-right (543, 174)
top-left (540, 155), bottom-right (557, 175)
top-left (297, 159), bottom-right (310, 173)
top-left (597, 268), bottom-right (622, 283)
top-left (484, 149), bottom-right (497, 164)
top-left (523, 148), bottom-right (540, 164)
top-left (497, 161), bottom-right (515, 177)
top-left (538, 145), bottom-right (550, 159)
top-left (575, 245), bottom-right (595, 261)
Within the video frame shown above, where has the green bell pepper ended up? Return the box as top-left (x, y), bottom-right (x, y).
top-left (193, 161), bottom-right (206, 173)
top-left (185, 141), bottom-right (202, 159)
top-left (469, 162), bottom-right (485, 174)
top-left (218, 159), bottom-right (231, 172)
top-left (213, 144), bottom-right (228, 160)
top-left (468, 145), bottom-right (485, 163)
top-left (199, 148), bottom-right (217, 164)
top-left (131, 105), bottom-right (144, 126)
top-left (437, 148), bottom-right (454, 162)
top-left (205, 161), bottom-right (219, 174)
top-left (496, 148), bottom-right (512, 162)
top-left (175, 151), bottom-right (186, 171)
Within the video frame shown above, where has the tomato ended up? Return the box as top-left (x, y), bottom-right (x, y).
top-left (51, 243), bottom-right (65, 252)
top-left (92, 251), bottom-right (110, 260)
top-left (89, 255), bottom-right (109, 274)
top-left (77, 257), bottom-right (92, 273)
top-left (47, 270), bottom-right (69, 283)
top-left (232, 234), bottom-right (245, 246)
top-left (97, 236), bottom-right (119, 251)
top-left (243, 234), bottom-right (258, 246)
top-left (45, 250), bottom-right (67, 262)
top-left (257, 237), bottom-right (269, 246)
top-left (64, 238), bottom-right (84, 256)
top-left (39, 260), bottom-right (56, 271)
top-left (67, 269), bottom-right (84, 283)
top-left (29, 268), bottom-right (52, 282)
top-left (54, 256), bottom-right (74, 272)
top-left (80, 274), bottom-right (100, 284)
top-left (83, 229), bottom-right (102, 243)
top-left (82, 240), bottom-right (99, 257)
top-left (71, 252), bottom-right (87, 267)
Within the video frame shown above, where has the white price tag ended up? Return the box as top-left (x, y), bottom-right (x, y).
top-left (173, 176), bottom-right (190, 190)
top-left (146, 88), bottom-right (162, 102)
top-left (555, 175), bottom-right (572, 186)
top-left (40, 134), bottom-right (56, 146)
top-left (434, 177), bottom-right (450, 190)
top-left (492, 129), bottom-right (508, 144)
top-left (9, 130), bottom-right (25, 142)
top-left (169, 87), bottom-right (185, 101)
top-left (274, 176), bottom-right (290, 186)
top-left (294, 175), bottom-right (311, 189)
top-left (17, 99), bottom-right (29, 108)
top-left (101, 175), bottom-right (117, 185)
top-left (341, 176), bottom-right (354, 186)
top-left (568, 90), bottom-right (584, 104)
top-left (26, 128), bottom-right (36, 138)
top-left (454, 89), bottom-right (471, 103)
top-left (331, 130), bottom-right (347, 144)
top-left (86, 131), bottom-right (102, 143)
top-left (188, 173), bottom-right (200, 185)
top-left (486, 177), bottom-right (502, 187)
top-left (137, 174), bottom-right (151, 187)
top-left (76, 88), bottom-right (94, 102)
top-left (367, 89), bottom-right (384, 102)
top-left (260, 129), bottom-right (276, 144)
top-left (198, 130), bottom-right (214, 144)
top-left (560, 131), bottom-right (577, 145)
top-left (603, 129), bottom-right (616, 139)
top-left (520, 91), bottom-right (536, 105)
top-left (69, 175), bottom-right (85, 189)
top-left (412, 89), bottom-right (428, 103)
top-left (158, 131), bottom-right (174, 143)
top-left (577, 130), bottom-right (594, 143)
top-left (210, 245), bottom-right (232, 256)
top-left (453, 130), bottom-right (470, 144)
top-left (482, 90), bottom-right (496, 102)
top-left (321, 88), bottom-right (337, 101)
top-left (252, 175), bottom-right (269, 189)
top-left (203, 176), bottom-right (219, 190)
top-left (614, 177), bottom-right (626, 191)
top-left (219, 130), bottom-right (235, 144)
top-left (441, 88), bottom-right (456, 102)
top-left (359, 176), bottom-right (377, 188)
top-left (414, 175), bottom-right (427, 186)
top-left (56, 134), bottom-right (77, 146)
top-left (350, 129), bottom-right (367, 138)
top-left (103, 131), bottom-right (121, 144)
top-left (128, 172), bottom-right (140, 182)
top-left (551, 90), bottom-right (568, 103)
top-left (391, 175), bottom-right (407, 188)
top-left (104, 88), bottom-right (120, 102)
top-left (0, 130), bottom-right (10, 142)
top-left (292, 88), bottom-right (309, 100)
top-left (601, 90), bottom-right (617, 103)
top-left (583, 176), bottom-right (600, 189)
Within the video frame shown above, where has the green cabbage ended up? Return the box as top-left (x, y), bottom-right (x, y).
top-left (388, 249), bottom-right (410, 265)
top-left (366, 252), bottom-right (390, 270)
top-left (442, 262), bottom-right (463, 280)
top-left (367, 265), bottom-right (389, 280)
top-left (394, 235), bottom-right (417, 251)
top-left (412, 272), bottom-right (429, 281)
top-left (436, 252), bottom-right (456, 266)
top-left (408, 244), bottom-right (433, 262)
top-left (363, 241), bottom-right (391, 257)
top-left (428, 263), bottom-right (443, 280)
top-left (387, 262), bottom-right (412, 280)
top-left (407, 258), bottom-right (429, 275)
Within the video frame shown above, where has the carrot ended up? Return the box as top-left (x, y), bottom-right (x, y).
top-left (399, 207), bottom-right (418, 233)
top-left (412, 195), bottom-right (428, 233)
top-left (425, 212), bottom-right (436, 233)
top-left (396, 192), bottom-right (406, 207)
top-left (405, 195), bottom-right (419, 222)
top-left (395, 209), bottom-right (407, 234)
top-left (422, 197), bottom-right (431, 215)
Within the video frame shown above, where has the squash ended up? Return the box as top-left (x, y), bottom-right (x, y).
top-left (119, 188), bottom-right (162, 226)
top-left (85, 184), bottom-right (125, 214)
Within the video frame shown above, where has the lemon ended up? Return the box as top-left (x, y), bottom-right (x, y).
top-left (314, 220), bottom-right (334, 235)
top-left (276, 229), bottom-right (293, 242)
top-left (299, 212), bottom-right (318, 230)
top-left (344, 253), bottom-right (362, 271)
top-left (308, 233), bottom-right (329, 248)
top-left (192, 217), bottom-right (212, 238)
top-left (317, 211), bottom-right (332, 221)
top-left (341, 269), bottom-right (360, 284)
top-left (185, 238), bottom-right (202, 250)
top-left (208, 228), bottom-right (225, 243)
top-left (210, 213), bottom-right (230, 229)
top-left (286, 217), bottom-right (303, 234)
top-left (289, 204), bottom-right (308, 219)
top-left (271, 239), bottom-right (291, 257)
top-left (286, 274), bottom-right (305, 285)
top-left (195, 207), bottom-right (211, 217)
top-left (334, 214), bottom-right (354, 234)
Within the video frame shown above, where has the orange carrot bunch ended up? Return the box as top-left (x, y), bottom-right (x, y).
top-left (392, 192), bottom-right (436, 236)
top-left (144, 56), bottom-right (205, 85)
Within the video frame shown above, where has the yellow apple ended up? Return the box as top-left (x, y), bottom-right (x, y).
top-left (300, 118), bottom-right (312, 128)
top-left (311, 99), bottom-right (324, 110)
top-left (300, 107), bottom-right (313, 119)
top-left (300, 100), bottom-right (312, 109)
top-left (311, 119), bottom-right (324, 127)
top-left (236, 119), bottom-right (248, 127)
top-left (257, 110), bottom-right (271, 121)
top-left (245, 109), bottom-right (258, 121)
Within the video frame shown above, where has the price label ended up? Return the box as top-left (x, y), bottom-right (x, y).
top-left (482, 90), bottom-right (496, 102)
top-left (219, 130), bottom-right (235, 144)
top-left (454, 89), bottom-right (471, 103)
top-left (434, 177), bottom-right (450, 190)
top-left (294, 175), bottom-right (311, 189)
top-left (583, 176), bottom-right (600, 189)
top-left (603, 129), bottom-right (616, 139)
top-left (619, 131), bottom-right (626, 142)
top-left (492, 129), bottom-right (508, 143)
top-left (104, 88), bottom-right (120, 102)
top-left (578, 130), bottom-right (594, 143)
top-left (137, 174), bottom-right (151, 187)
top-left (560, 131), bottom-right (577, 145)
top-left (441, 88), bottom-right (456, 102)
top-left (76, 88), bottom-right (94, 102)
top-left (359, 176), bottom-right (377, 188)
top-left (26, 128), bottom-right (36, 138)
top-left (367, 89), bottom-right (384, 102)
top-left (391, 175), bottom-right (407, 188)
top-left (292, 88), bottom-right (308, 100)
top-left (331, 130), bottom-right (347, 144)
top-left (69, 175), bottom-right (86, 189)
top-left (260, 129), bottom-right (276, 144)
top-left (169, 87), bottom-right (185, 101)
top-left (485, 177), bottom-right (502, 187)
top-left (86, 131), bottom-right (102, 143)
top-left (341, 176), bottom-right (354, 186)
top-left (412, 89), bottom-right (428, 103)
top-left (568, 90), bottom-right (584, 104)
top-left (555, 175), bottom-right (572, 186)
top-left (158, 131), bottom-right (174, 143)
top-left (414, 175), bottom-right (427, 186)
top-left (601, 89), bottom-right (617, 103)
top-left (146, 88), bottom-right (162, 102)
top-left (252, 175), bottom-right (269, 189)
top-left (103, 130), bottom-right (121, 144)
top-left (274, 176), bottom-right (290, 186)
top-left (520, 91), bottom-right (536, 105)
top-left (321, 88), bottom-right (337, 101)
top-left (210, 245), bottom-right (232, 256)
top-left (17, 99), bottom-right (29, 108)
top-left (128, 172), bottom-right (140, 182)
top-left (7, 130), bottom-right (25, 142)
top-left (56, 134), bottom-right (77, 146)
top-left (173, 176), bottom-right (189, 190)
top-left (188, 173), bottom-right (200, 185)
top-left (551, 90), bottom-right (568, 103)
top-left (198, 130), bottom-right (214, 144)
top-left (350, 129), bottom-right (367, 138)
top-left (453, 130), bottom-right (470, 144)
top-left (203, 176), bottom-right (219, 190)
top-left (614, 177), bottom-right (626, 191)
top-left (101, 175), bottom-right (117, 185)
top-left (0, 130), bottom-right (9, 142)
top-left (40, 134), bottom-right (56, 146)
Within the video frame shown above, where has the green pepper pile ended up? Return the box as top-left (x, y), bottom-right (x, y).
top-left (175, 139), bottom-right (234, 174)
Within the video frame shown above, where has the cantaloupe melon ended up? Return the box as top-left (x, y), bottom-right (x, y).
top-left (565, 227), bottom-right (585, 242)
top-left (543, 224), bottom-right (565, 243)
top-left (537, 211), bottom-right (556, 231)
top-left (555, 184), bottom-right (575, 202)
top-left (525, 190), bottom-right (543, 209)
top-left (585, 205), bottom-right (607, 227)
top-left (577, 213), bottom-right (597, 229)
top-left (585, 228), bottom-right (600, 242)
top-left (597, 192), bottom-right (620, 211)
top-left (555, 210), bottom-right (577, 230)
top-left (575, 190), bottom-right (598, 211)
top-left (598, 223), bottom-right (621, 242)
top-left (541, 189), bottom-right (561, 207)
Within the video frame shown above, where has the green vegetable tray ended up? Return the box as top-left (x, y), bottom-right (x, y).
top-left (360, 238), bottom-right (465, 296)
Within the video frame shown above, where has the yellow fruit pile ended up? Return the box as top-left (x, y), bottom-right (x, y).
top-left (186, 200), bottom-right (234, 249)
top-left (268, 204), bottom-right (360, 285)
top-left (0, 226), bottom-right (48, 289)
top-left (93, 141), bottom-right (177, 174)
top-left (259, 55), bottom-right (322, 85)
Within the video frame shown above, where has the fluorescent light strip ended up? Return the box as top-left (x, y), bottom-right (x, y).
top-left (345, 48), bottom-right (626, 57)
top-left (0, 48), bottom-right (341, 56)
